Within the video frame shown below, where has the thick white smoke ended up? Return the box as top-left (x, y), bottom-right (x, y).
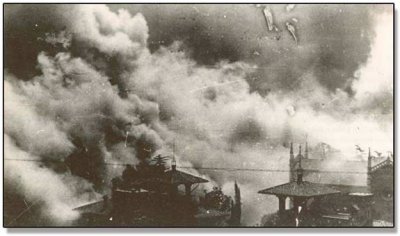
top-left (4, 4), bottom-right (392, 226)
top-left (4, 135), bottom-right (96, 225)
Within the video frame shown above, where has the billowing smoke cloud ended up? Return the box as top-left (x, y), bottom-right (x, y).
top-left (106, 4), bottom-right (383, 94)
top-left (4, 4), bottom-right (392, 226)
top-left (4, 135), bottom-right (97, 226)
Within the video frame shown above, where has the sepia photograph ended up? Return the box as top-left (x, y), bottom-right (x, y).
top-left (3, 3), bottom-right (394, 228)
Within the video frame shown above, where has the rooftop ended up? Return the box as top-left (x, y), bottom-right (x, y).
top-left (258, 181), bottom-right (341, 198)
top-left (165, 169), bottom-right (209, 185)
top-left (127, 169), bottom-right (209, 186)
top-left (371, 158), bottom-right (393, 173)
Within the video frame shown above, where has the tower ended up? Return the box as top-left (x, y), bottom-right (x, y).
top-left (297, 151), bottom-right (303, 184)
top-left (229, 181), bottom-right (242, 226)
top-left (298, 144), bottom-right (302, 155)
top-left (367, 147), bottom-right (372, 190)
top-left (289, 142), bottom-right (295, 182)
top-left (305, 142), bottom-right (308, 159)
top-left (171, 155), bottom-right (176, 171)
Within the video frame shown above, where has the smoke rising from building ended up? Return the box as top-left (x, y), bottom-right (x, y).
top-left (4, 4), bottom-right (393, 226)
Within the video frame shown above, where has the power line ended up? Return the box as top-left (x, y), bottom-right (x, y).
top-left (179, 166), bottom-right (366, 174)
top-left (4, 158), bottom-right (367, 174)
top-left (4, 158), bottom-right (130, 166)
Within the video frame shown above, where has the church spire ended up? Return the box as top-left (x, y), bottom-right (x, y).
top-left (289, 142), bottom-right (295, 182)
top-left (290, 142), bottom-right (293, 155)
top-left (305, 142), bottom-right (308, 159)
top-left (296, 152), bottom-right (303, 184)
top-left (367, 147), bottom-right (372, 189)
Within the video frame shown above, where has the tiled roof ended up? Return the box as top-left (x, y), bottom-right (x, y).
top-left (128, 169), bottom-right (209, 186)
top-left (371, 158), bottom-right (393, 173)
top-left (258, 181), bottom-right (341, 197)
top-left (164, 169), bottom-right (209, 185)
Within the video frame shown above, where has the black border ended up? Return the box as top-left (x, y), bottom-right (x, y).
top-left (2, 2), bottom-right (396, 229)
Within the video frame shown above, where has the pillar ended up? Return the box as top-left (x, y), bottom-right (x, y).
top-left (171, 184), bottom-right (178, 196)
top-left (184, 183), bottom-right (192, 197)
top-left (278, 196), bottom-right (286, 213)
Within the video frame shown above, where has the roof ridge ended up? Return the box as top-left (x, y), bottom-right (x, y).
top-left (371, 158), bottom-right (393, 172)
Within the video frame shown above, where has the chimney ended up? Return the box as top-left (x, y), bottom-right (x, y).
top-left (367, 147), bottom-right (372, 189)
top-left (171, 155), bottom-right (176, 171)
top-left (298, 145), bottom-right (302, 155)
top-left (289, 142), bottom-right (295, 182)
top-left (297, 149), bottom-right (303, 184)
top-left (171, 139), bottom-right (177, 171)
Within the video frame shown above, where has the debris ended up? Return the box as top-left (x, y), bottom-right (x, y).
top-left (253, 51), bottom-right (260, 56)
top-left (285, 22), bottom-right (298, 44)
top-left (262, 7), bottom-right (275, 31)
top-left (292, 18), bottom-right (298, 23)
top-left (286, 4), bottom-right (296, 12)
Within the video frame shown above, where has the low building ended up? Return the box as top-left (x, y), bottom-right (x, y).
top-left (259, 143), bottom-right (393, 227)
top-left (73, 155), bottom-right (241, 226)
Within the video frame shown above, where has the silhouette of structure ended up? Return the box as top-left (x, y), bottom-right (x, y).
top-left (259, 143), bottom-right (393, 227)
top-left (73, 154), bottom-right (241, 226)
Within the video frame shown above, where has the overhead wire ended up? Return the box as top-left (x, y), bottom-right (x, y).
top-left (4, 158), bottom-right (367, 174)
